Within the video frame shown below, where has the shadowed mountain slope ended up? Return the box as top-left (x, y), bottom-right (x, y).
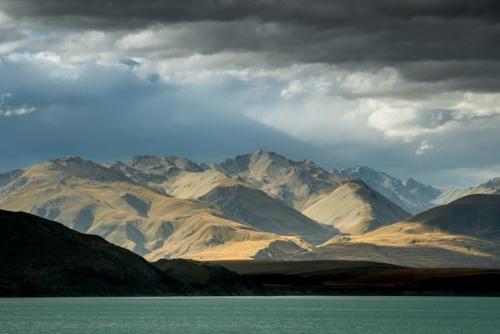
top-left (436, 178), bottom-right (500, 205)
top-left (406, 194), bottom-right (500, 239)
top-left (153, 259), bottom-right (263, 295)
top-left (210, 260), bottom-right (500, 296)
top-left (0, 209), bottom-right (184, 297)
top-left (199, 184), bottom-right (337, 244)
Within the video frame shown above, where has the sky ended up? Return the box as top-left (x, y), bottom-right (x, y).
top-left (1, 0), bottom-right (500, 188)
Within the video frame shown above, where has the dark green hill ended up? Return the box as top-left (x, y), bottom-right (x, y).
top-left (0, 210), bottom-right (184, 297)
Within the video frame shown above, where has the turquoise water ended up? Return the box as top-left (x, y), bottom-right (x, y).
top-left (1, 296), bottom-right (500, 334)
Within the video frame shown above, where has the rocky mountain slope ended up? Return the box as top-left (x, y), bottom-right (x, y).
top-left (215, 152), bottom-right (414, 236)
top-left (435, 178), bottom-right (500, 205)
top-left (301, 180), bottom-right (410, 235)
top-left (332, 166), bottom-right (442, 214)
top-left (1, 150), bottom-right (500, 268)
top-left (108, 155), bottom-right (231, 198)
top-left (332, 166), bottom-right (500, 215)
top-left (217, 150), bottom-right (343, 207)
top-left (199, 184), bottom-right (335, 244)
top-left (0, 156), bottom-right (312, 261)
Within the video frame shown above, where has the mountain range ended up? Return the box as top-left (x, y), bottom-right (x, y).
top-left (4, 208), bottom-right (500, 297)
top-left (1, 150), bottom-right (500, 268)
top-left (332, 166), bottom-right (500, 214)
top-left (331, 166), bottom-right (441, 214)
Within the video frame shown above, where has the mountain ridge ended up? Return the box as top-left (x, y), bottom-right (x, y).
top-left (332, 165), bottom-right (442, 214)
top-left (0, 156), bottom-right (312, 261)
top-left (435, 178), bottom-right (500, 205)
top-left (1, 150), bottom-right (500, 267)
top-left (216, 149), bottom-right (344, 207)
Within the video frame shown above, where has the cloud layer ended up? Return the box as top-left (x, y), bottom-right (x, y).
top-left (0, 0), bottom-right (500, 187)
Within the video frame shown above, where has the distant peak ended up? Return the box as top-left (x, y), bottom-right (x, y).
top-left (132, 154), bottom-right (157, 160)
top-left (404, 178), bottom-right (419, 186)
top-left (352, 165), bottom-right (372, 173)
top-left (125, 154), bottom-right (206, 173)
top-left (302, 159), bottom-right (319, 167)
top-left (128, 155), bottom-right (172, 165)
top-left (403, 178), bottom-right (439, 191)
top-left (51, 155), bottom-right (85, 163)
top-left (254, 148), bottom-right (268, 155)
top-left (333, 165), bottom-right (377, 176)
top-left (252, 149), bottom-right (276, 158)
top-left (483, 177), bottom-right (500, 188)
top-left (252, 149), bottom-right (291, 161)
top-left (49, 156), bottom-right (99, 169)
top-left (49, 156), bottom-right (131, 183)
top-left (129, 155), bottom-right (162, 164)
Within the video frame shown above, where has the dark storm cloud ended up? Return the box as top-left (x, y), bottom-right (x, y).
top-left (1, 0), bottom-right (500, 187)
top-left (2, 0), bottom-right (500, 91)
top-left (3, 0), bottom-right (500, 26)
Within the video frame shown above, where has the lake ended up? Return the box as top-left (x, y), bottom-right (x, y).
top-left (1, 296), bottom-right (499, 334)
